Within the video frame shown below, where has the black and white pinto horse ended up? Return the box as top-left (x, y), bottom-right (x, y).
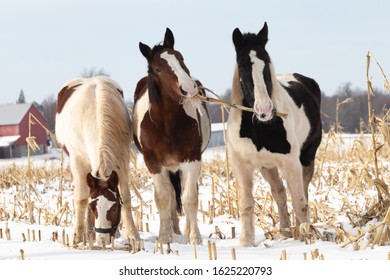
top-left (227, 23), bottom-right (322, 247)
top-left (133, 28), bottom-right (211, 244)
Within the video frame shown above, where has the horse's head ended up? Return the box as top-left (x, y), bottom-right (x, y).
top-left (87, 171), bottom-right (121, 246)
top-left (233, 22), bottom-right (275, 122)
top-left (139, 28), bottom-right (198, 103)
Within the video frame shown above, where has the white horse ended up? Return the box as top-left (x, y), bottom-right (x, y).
top-left (227, 23), bottom-right (322, 246)
top-left (55, 76), bottom-right (139, 246)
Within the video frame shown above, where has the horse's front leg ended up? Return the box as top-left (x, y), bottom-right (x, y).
top-left (181, 161), bottom-right (202, 245)
top-left (118, 169), bottom-right (140, 241)
top-left (261, 167), bottom-right (291, 237)
top-left (71, 160), bottom-right (89, 243)
top-left (74, 198), bottom-right (88, 243)
top-left (152, 171), bottom-right (174, 244)
top-left (231, 153), bottom-right (256, 247)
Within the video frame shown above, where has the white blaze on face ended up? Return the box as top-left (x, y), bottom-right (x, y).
top-left (249, 50), bottom-right (274, 121)
top-left (93, 194), bottom-right (115, 246)
top-left (160, 51), bottom-right (198, 97)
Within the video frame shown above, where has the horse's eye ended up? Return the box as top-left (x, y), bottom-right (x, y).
top-left (155, 67), bottom-right (161, 73)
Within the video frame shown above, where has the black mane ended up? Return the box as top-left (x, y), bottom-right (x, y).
top-left (147, 44), bottom-right (166, 104)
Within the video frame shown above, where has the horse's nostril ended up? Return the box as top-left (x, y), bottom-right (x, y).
top-left (180, 86), bottom-right (188, 96)
top-left (260, 113), bottom-right (266, 118)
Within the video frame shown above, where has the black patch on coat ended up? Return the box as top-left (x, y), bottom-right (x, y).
top-left (239, 104), bottom-right (291, 154)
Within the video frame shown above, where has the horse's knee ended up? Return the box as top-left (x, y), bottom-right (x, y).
top-left (75, 199), bottom-right (88, 209)
top-left (240, 206), bottom-right (254, 218)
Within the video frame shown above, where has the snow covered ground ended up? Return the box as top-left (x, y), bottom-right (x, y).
top-left (0, 141), bottom-right (389, 279)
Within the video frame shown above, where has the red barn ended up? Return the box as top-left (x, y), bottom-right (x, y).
top-left (0, 103), bottom-right (48, 158)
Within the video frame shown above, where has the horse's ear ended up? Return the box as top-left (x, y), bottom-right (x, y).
top-left (163, 28), bottom-right (175, 49)
top-left (86, 173), bottom-right (97, 190)
top-left (257, 22), bottom-right (268, 46)
top-left (139, 42), bottom-right (153, 61)
top-left (107, 171), bottom-right (119, 191)
top-left (232, 28), bottom-right (244, 51)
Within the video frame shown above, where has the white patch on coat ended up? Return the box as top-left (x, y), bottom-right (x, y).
top-left (160, 51), bottom-right (198, 97)
top-left (182, 97), bottom-right (211, 152)
top-left (133, 91), bottom-right (151, 149)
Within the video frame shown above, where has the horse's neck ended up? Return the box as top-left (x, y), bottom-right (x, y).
top-left (149, 87), bottom-right (183, 126)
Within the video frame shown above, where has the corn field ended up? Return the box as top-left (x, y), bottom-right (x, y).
top-left (0, 52), bottom-right (389, 260)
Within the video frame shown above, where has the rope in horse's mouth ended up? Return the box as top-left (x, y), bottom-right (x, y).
top-left (195, 86), bottom-right (288, 119)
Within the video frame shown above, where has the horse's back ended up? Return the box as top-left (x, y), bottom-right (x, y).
top-left (55, 76), bottom-right (131, 177)
top-left (277, 73), bottom-right (321, 107)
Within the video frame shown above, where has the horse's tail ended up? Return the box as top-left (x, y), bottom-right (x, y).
top-left (169, 171), bottom-right (182, 214)
top-left (93, 76), bottom-right (132, 180)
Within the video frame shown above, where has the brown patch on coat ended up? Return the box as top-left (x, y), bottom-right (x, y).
top-left (56, 84), bottom-right (82, 114)
top-left (62, 145), bottom-right (70, 156)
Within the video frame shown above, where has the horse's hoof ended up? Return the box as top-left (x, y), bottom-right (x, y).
top-left (131, 232), bottom-right (141, 241)
top-left (158, 234), bottom-right (172, 244)
top-left (280, 229), bottom-right (293, 238)
top-left (190, 236), bottom-right (202, 245)
top-left (298, 223), bottom-right (316, 241)
top-left (240, 238), bottom-right (255, 247)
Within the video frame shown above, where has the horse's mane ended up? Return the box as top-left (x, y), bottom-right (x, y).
top-left (94, 76), bottom-right (132, 180)
top-left (231, 65), bottom-right (244, 105)
top-left (146, 44), bottom-right (168, 105)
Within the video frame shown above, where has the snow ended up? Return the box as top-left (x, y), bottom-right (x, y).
top-left (0, 141), bottom-right (389, 279)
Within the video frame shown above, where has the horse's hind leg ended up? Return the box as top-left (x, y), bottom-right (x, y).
top-left (260, 167), bottom-right (291, 237)
top-left (302, 161), bottom-right (315, 201)
top-left (181, 161), bottom-right (202, 245)
top-left (118, 169), bottom-right (139, 241)
top-left (153, 171), bottom-right (174, 243)
top-left (170, 188), bottom-right (181, 235)
top-left (168, 171), bottom-right (181, 235)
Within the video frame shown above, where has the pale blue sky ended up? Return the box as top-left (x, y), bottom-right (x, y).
top-left (1, 0), bottom-right (389, 104)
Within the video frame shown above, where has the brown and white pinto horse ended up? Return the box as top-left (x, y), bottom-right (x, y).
top-left (227, 23), bottom-right (322, 246)
top-left (133, 28), bottom-right (210, 244)
top-left (55, 76), bottom-right (139, 246)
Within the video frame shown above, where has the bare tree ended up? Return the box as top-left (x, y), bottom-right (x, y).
top-left (40, 94), bottom-right (57, 132)
top-left (80, 67), bottom-right (109, 78)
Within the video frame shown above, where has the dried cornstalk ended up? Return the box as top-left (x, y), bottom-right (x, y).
top-left (212, 242), bottom-right (217, 260)
top-left (280, 250), bottom-right (287, 260)
top-left (193, 242), bottom-right (197, 259)
top-left (231, 248), bottom-right (237, 260)
top-left (207, 240), bottom-right (212, 260)
top-left (20, 249), bottom-right (25, 260)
